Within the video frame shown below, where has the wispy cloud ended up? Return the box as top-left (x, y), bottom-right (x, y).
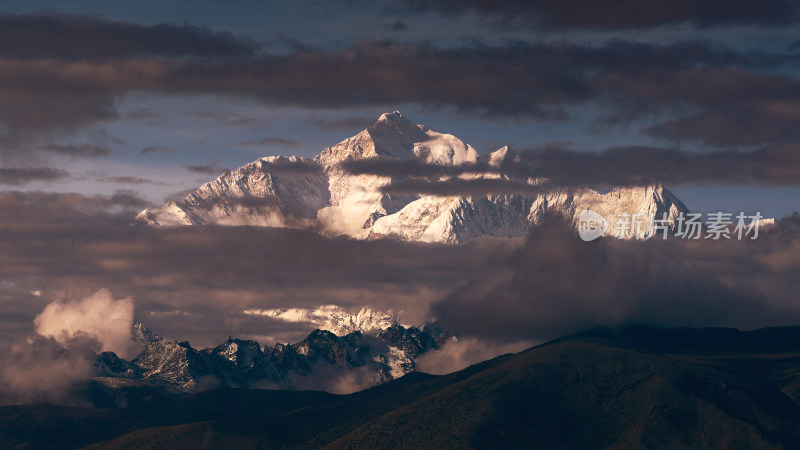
top-left (0, 15), bottom-right (797, 161)
top-left (139, 146), bottom-right (175, 155)
top-left (39, 143), bottom-right (112, 158)
top-left (184, 163), bottom-right (229, 175)
top-left (235, 137), bottom-right (300, 148)
top-left (0, 167), bottom-right (69, 185)
top-left (94, 175), bottom-right (165, 185)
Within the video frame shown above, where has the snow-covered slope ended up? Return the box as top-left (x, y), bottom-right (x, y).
top-left (243, 305), bottom-right (404, 337)
top-left (136, 156), bottom-right (328, 227)
top-left (313, 110), bottom-right (479, 235)
top-left (136, 111), bottom-right (690, 243)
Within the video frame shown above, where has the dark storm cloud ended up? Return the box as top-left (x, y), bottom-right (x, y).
top-left (509, 144), bottom-right (800, 187)
top-left (236, 137), bottom-right (301, 148)
top-left (1, 190), bottom-right (798, 352)
top-left (5, 37), bottom-right (798, 139)
top-left (0, 167), bottom-right (69, 185)
top-left (124, 108), bottom-right (164, 121)
top-left (390, 0), bottom-right (800, 29)
top-left (151, 39), bottom-right (588, 119)
top-left (0, 190), bottom-right (502, 348)
top-left (431, 214), bottom-right (800, 342)
top-left (309, 115), bottom-right (377, 131)
top-left (139, 146), bottom-right (175, 155)
top-left (387, 20), bottom-right (409, 31)
top-left (342, 144), bottom-right (800, 190)
top-left (0, 12), bottom-right (260, 61)
top-left (603, 68), bottom-right (800, 147)
top-left (95, 175), bottom-right (164, 185)
top-left (0, 13), bottom-right (798, 160)
top-left (381, 177), bottom-right (548, 196)
top-left (0, 17), bottom-right (798, 149)
top-left (185, 110), bottom-right (262, 127)
top-left (102, 190), bottom-right (150, 209)
top-left (39, 143), bottom-right (112, 158)
top-left (0, 335), bottom-right (100, 406)
top-left (341, 157), bottom-right (482, 177)
top-left (0, 38), bottom-right (692, 132)
top-left (0, 189), bottom-right (148, 212)
top-left (644, 99), bottom-right (800, 147)
top-left (185, 163), bottom-right (229, 175)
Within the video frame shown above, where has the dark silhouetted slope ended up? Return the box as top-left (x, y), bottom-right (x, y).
top-left (6, 325), bottom-right (800, 449)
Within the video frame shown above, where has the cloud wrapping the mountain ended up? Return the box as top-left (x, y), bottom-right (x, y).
top-left (34, 288), bottom-right (137, 358)
top-left (0, 336), bottom-right (98, 406)
top-left (431, 214), bottom-right (800, 341)
top-left (0, 190), bottom-right (501, 347)
top-left (415, 337), bottom-right (533, 374)
top-left (1, 190), bottom-right (799, 350)
top-left (342, 144), bottom-right (800, 190)
top-left (381, 177), bottom-right (550, 196)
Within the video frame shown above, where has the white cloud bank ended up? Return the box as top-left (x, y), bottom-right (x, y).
top-left (34, 288), bottom-right (136, 358)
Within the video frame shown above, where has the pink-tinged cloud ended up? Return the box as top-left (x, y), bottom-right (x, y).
top-left (34, 288), bottom-right (137, 358)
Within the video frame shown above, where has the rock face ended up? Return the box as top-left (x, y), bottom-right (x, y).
top-left (96, 323), bottom-right (450, 394)
top-left (136, 111), bottom-right (690, 242)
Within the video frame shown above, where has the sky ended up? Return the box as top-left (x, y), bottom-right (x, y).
top-left (1, 0), bottom-right (800, 403)
top-left (0, 0), bottom-right (798, 216)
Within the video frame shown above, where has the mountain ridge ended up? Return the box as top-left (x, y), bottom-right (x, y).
top-left (136, 111), bottom-right (690, 243)
top-left (7, 325), bottom-right (800, 449)
top-left (92, 322), bottom-right (451, 400)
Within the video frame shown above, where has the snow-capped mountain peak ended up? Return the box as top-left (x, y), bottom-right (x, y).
top-left (98, 321), bottom-right (451, 395)
top-left (488, 145), bottom-right (520, 167)
top-left (243, 305), bottom-right (404, 336)
top-left (136, 111), bottom-right (690, 243)
top-left (315, 110), bottom-right (477, 167)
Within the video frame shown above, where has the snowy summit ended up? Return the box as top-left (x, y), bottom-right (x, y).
top-left (136, 111), bottom-right (689, 243)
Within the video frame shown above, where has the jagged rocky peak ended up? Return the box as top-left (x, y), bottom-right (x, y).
top-left (132, 322), bottom-right (161, 344)
top-left (292, 329), bottom-right (354, 365)
top-left (378, 324), bottom-right (441, 358)
top-left (212, 338), bottom-right (262, 365)
top-left (488, 145), bottom-right (520, 167)
top-left (93, 322), bottom-right (446, 395)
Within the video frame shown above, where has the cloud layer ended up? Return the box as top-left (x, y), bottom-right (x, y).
top-left (34, 288), bottom-right (136, 358)
top-left (432, 214), bottom-right (800, 341)
top-left (0, 190), bottom-right (798, 349)
top-left (391, 0), bottom-right (800, 29)
top-left (0, 190), bottom-right (502, 347)
top-left (2, 12), bottom-right (799, 164)
top-left (342, 144), bottom-right (800, 194)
